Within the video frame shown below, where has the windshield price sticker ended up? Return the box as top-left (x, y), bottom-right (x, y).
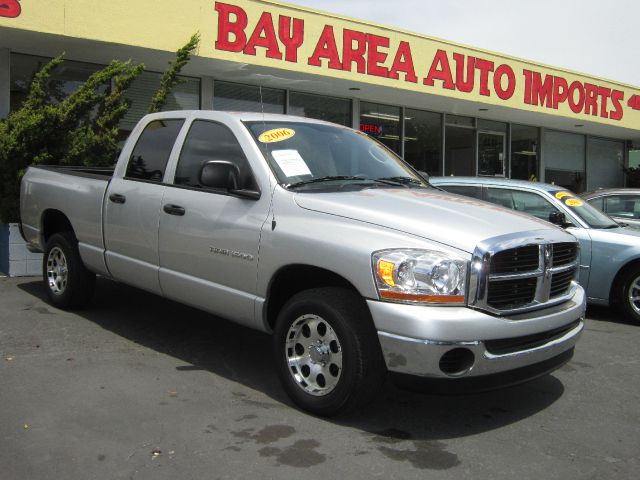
top-left (555, 191), bottom-right (572, 200)
top-left (271, 149), bottom-right (312, 177)
top-left (259, 128), bottom-right (296, 143)
top-left (565, 198), bottom-right (584, 207)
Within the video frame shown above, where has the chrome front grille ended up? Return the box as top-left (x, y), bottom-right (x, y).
top-left (469, 232), bottom-right (580, 315)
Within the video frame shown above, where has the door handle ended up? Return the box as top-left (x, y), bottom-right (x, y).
top-left (163, 204), bottom-right (186, 216)
top-left (109, 193), bottom-right (126, 204)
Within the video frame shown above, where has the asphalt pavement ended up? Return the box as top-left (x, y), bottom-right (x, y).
top-left (1, 276), bottom-right (638, 480)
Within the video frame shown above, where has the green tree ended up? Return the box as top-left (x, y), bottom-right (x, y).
top-left (0, 33), bottom-right (200, 224)
top-left (0, 56), bottom-right (143, 223)
top-left (148, 33), bottom-right (200, 114)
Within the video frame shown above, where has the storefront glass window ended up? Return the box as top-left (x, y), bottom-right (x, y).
top-left (544, 130), bottom-right (585, 192)
top-left (586, 138), bottom-right (624, 190)
top-left (403, 109), bottom-right (442, 175)
top-left (359, 101), bottom-right (401, 154)
top-left (288, 92), bottom-right (351, 127)
top-left (120, 71), bottom-right (200, 131)
top-left (511, 124), bottom-right (539, 181)
top-left (213, 81), bottom-right (284, 114)
top-left (10, 53), bottom-right (103, 111)
top-left (445, 124), bottom-right (475, 176)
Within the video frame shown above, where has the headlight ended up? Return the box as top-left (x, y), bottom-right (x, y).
top-left (372, 249), bottom-right (467, 304)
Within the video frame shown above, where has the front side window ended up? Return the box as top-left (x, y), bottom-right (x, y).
top-left (125, 119), bottom-right (184, 182)
top-left (174, 120), bottom-right (257, 190)
top-left (244, 121), bottom-right (428, 191)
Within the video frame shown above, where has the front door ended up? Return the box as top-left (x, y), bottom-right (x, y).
top-left (158, 120), bottom-right (271, 328)
top-left (478, 131), bottom-right (506, 176)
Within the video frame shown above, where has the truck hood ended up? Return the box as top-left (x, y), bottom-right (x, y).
top-left (294, 188), bottom-right (562, 253)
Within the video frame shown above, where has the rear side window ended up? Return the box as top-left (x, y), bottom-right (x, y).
top-left (487, 187), bottom-right (561, 221)
top-left (439, 184), bottom-right (482, 199)
top-left (174, 120), bottom-right (257, 190)
top-left (125, 119), bottom-right (184, 182)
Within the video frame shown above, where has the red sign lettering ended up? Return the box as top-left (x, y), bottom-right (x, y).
top-left (215, 2), bottom-right (304, 63)
top-left (360, 123), bottom-right (381, 135)
top-left (212, 2), bottom-right (634, 123)
top-left (0, 0), bottom-right (21, 18)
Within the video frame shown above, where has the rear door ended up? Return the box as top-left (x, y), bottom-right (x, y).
top-left (158, 119), bottom-right (270, 328)
top-left (103, 118), bottom-right (185, 294)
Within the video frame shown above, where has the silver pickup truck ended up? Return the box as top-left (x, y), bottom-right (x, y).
top-left (21, 111), bottom-right (586, 416)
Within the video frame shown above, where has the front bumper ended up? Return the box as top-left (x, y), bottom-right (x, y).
top-left (368, 286), bottom-right (586, 379)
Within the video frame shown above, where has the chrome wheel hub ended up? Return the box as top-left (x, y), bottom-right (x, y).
top-left (628, 276), bottom-right (640, 314)
top-left (47, 247), bottom-right (68, 295)
top-left (285, 314), bottom-right (343, 396)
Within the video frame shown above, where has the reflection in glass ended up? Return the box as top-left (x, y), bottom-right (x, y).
top-left (289, 92), bottom-right (351, 126)
top-left (445, 125), bottom-right (475, 176)
top-left (586, 137), bottom-right (624, 190)
top-left (404, 109), bottom-right (442, 175)
top-left (213, 81), bottom-right (284, 114)
top-left (359, 102), bottom-right (401, 154)
top-left (478, 132), bottom-right (505, 176)
top-left (10, 53), bottom-right (103, 111)
top-left (121, 71), bottom-right (200, 131)
top-left (511, 124), bottom-right (539, 181)
top-left (544, 130), bottom-right (585, 192)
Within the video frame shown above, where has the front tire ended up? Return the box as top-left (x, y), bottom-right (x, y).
top-left (618, 267), bottom-right (640, 325)
top-left (273, 287), bottom-right (385, 416)
top-left (43, 232), bottom-right (96, 309)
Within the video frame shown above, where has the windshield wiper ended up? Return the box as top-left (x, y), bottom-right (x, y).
top-left (286, 175), bottom-right (368, 189)
top-left (375, 176), bottom-right (426, 187)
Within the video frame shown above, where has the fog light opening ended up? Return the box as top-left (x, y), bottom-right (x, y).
top-left (439, 348), bottom-right (475, 376)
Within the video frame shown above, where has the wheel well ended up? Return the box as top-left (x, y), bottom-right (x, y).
top-left (610, 258), bottom-right (640, 306)
top-left (41, 210), bottom-right (75, 244)
top-left (265, 265), bottom-right (361, 331)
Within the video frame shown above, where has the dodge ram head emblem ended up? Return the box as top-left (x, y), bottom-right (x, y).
top-left (0, 0), bottom-right (21, 18)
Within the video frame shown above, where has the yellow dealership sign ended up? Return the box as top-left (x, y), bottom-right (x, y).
top-left (2, 0), bottom-right (639, 129)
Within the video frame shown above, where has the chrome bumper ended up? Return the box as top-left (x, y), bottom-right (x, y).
top-left (368, 286), bottom-right (586, 379)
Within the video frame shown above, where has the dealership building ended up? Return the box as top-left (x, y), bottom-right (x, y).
top-left (1, 0), bottom-right (639, 192)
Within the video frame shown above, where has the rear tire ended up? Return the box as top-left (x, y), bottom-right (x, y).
top-left (43, 232), bottom-right (96, 309)
top-left (272, 287), bottom-right (386, 416)
top-left (618, 267), bottom-right (640, 325)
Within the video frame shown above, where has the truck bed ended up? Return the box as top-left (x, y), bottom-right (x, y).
top-left (20, 165), bottom-right (112, 259)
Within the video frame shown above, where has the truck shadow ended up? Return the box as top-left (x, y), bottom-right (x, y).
top-left (19, 277), bottom-right (567, 442)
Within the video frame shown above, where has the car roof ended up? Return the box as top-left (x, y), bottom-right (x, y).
top-left (430, 176), bottom-right (565, 193)
top-left (582, 188), bottom-right (640, 198)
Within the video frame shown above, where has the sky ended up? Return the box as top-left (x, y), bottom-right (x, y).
top-left (285, 0), bottom-right (639, 87)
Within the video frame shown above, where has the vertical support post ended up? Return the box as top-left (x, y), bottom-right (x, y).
top-left (200, 76), bottom-right (214, 110)
top-left (352, 98), bottom-right (360, 130)
top-left (0, 49), bottom-right (10, 119)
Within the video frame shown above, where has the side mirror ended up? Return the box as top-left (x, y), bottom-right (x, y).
top-left (199, 160), bottom-right (261, 200)
top-left (199, 161), bottom-right (240, 190)
top-left (549, 211), bottom-right (570, 228)
top-left (418, 170), bottom-right (430, 182)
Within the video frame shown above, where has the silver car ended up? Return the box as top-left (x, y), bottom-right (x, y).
top-left (431, 177), bottom-right (640, 324)
top-left (582, 188), bottom-right (640, 228)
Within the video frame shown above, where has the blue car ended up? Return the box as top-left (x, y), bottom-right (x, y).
top-left (430, 176), bottom-right (640, 324)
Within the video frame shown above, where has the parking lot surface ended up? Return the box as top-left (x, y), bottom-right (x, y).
top-left (1, 276), bottom-right (639, 480)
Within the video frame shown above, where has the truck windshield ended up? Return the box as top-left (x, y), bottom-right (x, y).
top-left (244, 121), bottom-right (429, 190)
top-left (549, 189), bottom-right (619, 229)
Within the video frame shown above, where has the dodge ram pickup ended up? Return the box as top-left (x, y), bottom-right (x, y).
top-left (20, 111), bottom-right (586, 416)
